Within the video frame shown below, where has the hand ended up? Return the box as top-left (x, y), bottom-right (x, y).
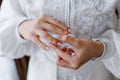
top-left (50, 35), bottom-right (104, 70)
top-left (19, 15), bottom-right (69, 50)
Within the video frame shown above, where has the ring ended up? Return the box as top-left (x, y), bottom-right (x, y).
top-left (71, 53), bottom-right (76, 56)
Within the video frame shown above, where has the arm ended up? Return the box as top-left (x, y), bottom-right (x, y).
top-left (0, 0), bottom-right (34, 58)
top-left (0, 0), bottom-right (68, 59)
top-left (50, 1), bottom-right (120, 78)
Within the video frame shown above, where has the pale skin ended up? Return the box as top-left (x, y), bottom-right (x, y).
top-left (19, 15), bottom-right (104, 70)
top-left (19, 15), bottom-right (69, 50)
top-left (50, 35), bottom-right (104, 70)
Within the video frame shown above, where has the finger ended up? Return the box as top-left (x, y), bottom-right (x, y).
top-left (67, 48), bottom-right (74, 53)
top-left (61, 47), bottom-right (74, 53)
top-left (50, 44), bottom-right (72, 62)
top-left (60, 35), bottom-right (76, 46)
top-left (35, 29), bottom-right (58, 44)
top-left (30, 36), bottom-right (48, 50)
top-left (44, 15), bottom-right (69, 30)
top-left (41, 22), bottom-right (68, 35)
top-left (57, 58), bottom-right (79, 70)
top-left (57, 56), bottom-right (61, 61)
top-left (56, 55), bottom-right (70, 67)
top-left (57, 59), bottom-right (71, 68)
top-left (61, 47), bottom-right (67, 52)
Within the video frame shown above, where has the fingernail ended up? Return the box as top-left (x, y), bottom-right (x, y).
top-left (68, 29), bottom-right (72, 33)
top-left (68, 31), bottom-right (72, 34)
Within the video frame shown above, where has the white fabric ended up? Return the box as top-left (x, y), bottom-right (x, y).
top-left (0, 0), bottom-right (120, 80)
top-left (0, 57), bottom-right (19, 80)
top-left (0, 4), bottom-right (19, 80)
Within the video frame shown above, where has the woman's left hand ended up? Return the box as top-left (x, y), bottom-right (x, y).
top-left (50, 35), bottom-right (104, 70)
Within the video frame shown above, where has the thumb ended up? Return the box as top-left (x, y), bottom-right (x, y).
top-left (60, 35), bottom-right (76, 46)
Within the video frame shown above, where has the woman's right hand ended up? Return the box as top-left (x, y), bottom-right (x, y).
top-left (18, 15), bottom-right (69, 50)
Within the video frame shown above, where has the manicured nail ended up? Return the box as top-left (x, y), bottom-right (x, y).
top-left (68, 29), bottom-right (72, 33)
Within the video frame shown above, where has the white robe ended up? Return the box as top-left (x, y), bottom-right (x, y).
top-left (0, 0), bottom-right (120, 80)
top-left (0, 57), bottom-right (19, 80)
top-left (0, 4), bottom-right (19, 80)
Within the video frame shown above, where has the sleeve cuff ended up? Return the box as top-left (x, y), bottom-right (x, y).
top-left (91, 38), bottom-right (115, 61)
top-left (15, 17), bottom-right (30, 43)
top-left (91, 38), bottom-right (106, 61)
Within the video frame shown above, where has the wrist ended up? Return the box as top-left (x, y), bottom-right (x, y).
top-left (18, 20), bottom-right (33, 39)
top-left (94, 40), bottom-right (104, 58)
